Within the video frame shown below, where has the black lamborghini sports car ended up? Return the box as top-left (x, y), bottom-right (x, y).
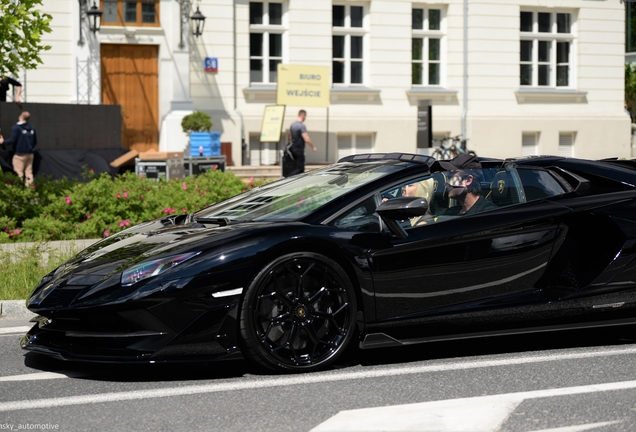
top-left (20, 153), bottom-right (636, 372)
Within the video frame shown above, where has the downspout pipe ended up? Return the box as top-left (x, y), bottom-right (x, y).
top-left (461, 0), bottom-right (468, 150)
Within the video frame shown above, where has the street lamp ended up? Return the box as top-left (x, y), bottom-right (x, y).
top-left (77, 0), bottom-right (103, 46)
top-left (86, 1), bottom-right (103, 33)
top-left (190, 7), bottom-right (206, 37)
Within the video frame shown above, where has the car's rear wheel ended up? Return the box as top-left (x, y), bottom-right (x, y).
top-left (239, 252), bottom-right (357, 373)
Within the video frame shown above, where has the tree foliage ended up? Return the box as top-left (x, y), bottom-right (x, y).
top-left (626, 63), bottom-right (636, 123)
top-left (0, 0), bottom-right (52, 77)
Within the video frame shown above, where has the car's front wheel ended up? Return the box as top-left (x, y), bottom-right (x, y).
top-left (239, 252), bottom-right (357, 373)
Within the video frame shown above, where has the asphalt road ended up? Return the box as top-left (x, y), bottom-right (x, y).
top-left (2, 317), bottom-right (636, 431)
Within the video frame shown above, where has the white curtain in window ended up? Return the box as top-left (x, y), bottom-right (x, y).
top-left (522, 132), bottom-right (538, 156)
top-left (558, 132), bottom-right (574, 157)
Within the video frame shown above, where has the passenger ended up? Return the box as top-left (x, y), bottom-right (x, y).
top-left (402, 178), bottom-right (434, 226)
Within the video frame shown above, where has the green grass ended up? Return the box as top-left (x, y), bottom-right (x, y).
top-left (0, 243), bottom-right (79, 300)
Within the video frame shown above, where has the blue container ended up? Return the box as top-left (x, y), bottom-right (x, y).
top-left (190, 132), bottom-right (221, 157)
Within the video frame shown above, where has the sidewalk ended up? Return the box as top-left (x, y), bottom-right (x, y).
top-left (0, 239), bottom-right (100, 320)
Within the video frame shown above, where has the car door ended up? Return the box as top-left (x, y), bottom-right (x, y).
top-left (369, 166), bottom-right (571, 322)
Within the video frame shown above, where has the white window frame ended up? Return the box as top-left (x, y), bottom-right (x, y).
top-left (411, 6), bottom-right (445, 87)
top-left (249, 1), bottom-right (287, 84)
top-left (520, 10), bottom-right (575, 89)
top-left (332, 3), bottom-right (369, 86)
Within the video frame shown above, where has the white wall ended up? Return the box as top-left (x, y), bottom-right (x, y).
top-left (27, 0), bottom-right (631, 163)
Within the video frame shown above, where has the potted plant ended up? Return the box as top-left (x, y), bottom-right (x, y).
top-left (181, 111), bottom-right (220, 157)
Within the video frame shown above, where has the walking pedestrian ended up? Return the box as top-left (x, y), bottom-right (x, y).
top-left (286, 109), bottom-right (316, 176)
top-left (0, 76), bottom-right (22, 103)
top-left (0, 111), bottom-right (37, 186)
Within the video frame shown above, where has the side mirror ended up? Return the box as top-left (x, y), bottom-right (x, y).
top-left (376, 197), bottom-right (428, 238)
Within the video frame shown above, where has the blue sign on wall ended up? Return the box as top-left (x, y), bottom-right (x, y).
top-left (205, 57), bottom-right (218, 72)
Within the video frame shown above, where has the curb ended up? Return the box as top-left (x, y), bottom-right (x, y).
top-left (0, 300), bottom-right (35, 320)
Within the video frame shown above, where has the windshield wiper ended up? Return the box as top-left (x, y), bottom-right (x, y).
top-left (193, 217), bottom-right (231, 226)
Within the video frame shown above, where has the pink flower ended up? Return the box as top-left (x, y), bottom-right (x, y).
top-left (163, 208), bottom-right (176, 215)
top-left (65, 197), bottom-right (72, 205)
top-left (90, 168), bottom-right (94, 173)
top-left (139, 195), bottom-right (144, 200)
top-left (118, 219), bottom-right (131, 227)
top-left (123, 192), bottom-right (129, 198)
top-left (116, 193), bottom-right (121, 199)
top-left (181, 208), bottom-right (187, 213)
top-left (103, 230), bottom-right (110, 237)
top-left (86, 214), bottom-right (91, 219)
top-left (182, 182), bottom-right (188, 190)
top-left (119, 221), bottom-right (125, 227)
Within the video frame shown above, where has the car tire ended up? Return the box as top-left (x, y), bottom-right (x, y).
top-left (239, 252), bottom-right (357, 373)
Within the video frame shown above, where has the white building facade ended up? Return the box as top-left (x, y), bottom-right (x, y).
top-left (24, 0), bottom-right (631, 166)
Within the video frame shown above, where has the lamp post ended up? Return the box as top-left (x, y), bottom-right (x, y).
top-left (86, 1), bottom-right (103, 33)
top-left (77, 0), bottom-right (103, 46)
top-left (177, 0), bottom-right (207, 48)
top-left (190, 7), bottom-right (206, 38)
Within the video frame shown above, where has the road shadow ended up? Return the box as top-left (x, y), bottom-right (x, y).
top-left (23, 353), bottom-right (251, 382)
top-left (340, 325), bottom-right (636, 369)
top-left (22, 324), bottom-right (636, 382)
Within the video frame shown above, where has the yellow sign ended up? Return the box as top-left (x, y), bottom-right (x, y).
top-left (276, 64), bottom-right (330, 108)
top-left (260, 105), bottom-right (286, 142)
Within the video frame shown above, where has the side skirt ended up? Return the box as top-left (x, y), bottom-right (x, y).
top-left (359, 317), bottom-right (636, 349)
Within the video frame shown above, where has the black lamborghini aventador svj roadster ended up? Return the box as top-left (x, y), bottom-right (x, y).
top-left (21, 153), bottom-right (636, 372)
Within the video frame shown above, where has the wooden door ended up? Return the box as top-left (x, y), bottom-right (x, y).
top-left (101, 44), bottom-right (159, 152)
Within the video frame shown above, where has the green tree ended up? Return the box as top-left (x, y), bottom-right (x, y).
top-left (626, 63), bottom-right (636, 123)
top-left (0, 0), bottom-right (52, 77)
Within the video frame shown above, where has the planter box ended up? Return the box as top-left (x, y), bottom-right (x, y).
top-left (190, 132), bottom-right (221, 157)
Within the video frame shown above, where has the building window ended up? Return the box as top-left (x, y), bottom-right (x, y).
top-left (412, 7), bottom-right (443, 86)
top-left (101, 0), bottom-right (159, 26)
top-left (332, 4), bottom-right (367, 85)
top-left (522, 132), bottom-right (538, 156)
top-left (628, 3), bottom-right (636, 53)
top-left (558, 132), bottom-right (575, 157)
top-left (249, 133), bottom-right (278, 166)
top-left (337, 133), bottom-right (373, 160)
top-left (250, 1), bottom-right (285, 84)
top-left (520, 11), bottom-right (573, 87)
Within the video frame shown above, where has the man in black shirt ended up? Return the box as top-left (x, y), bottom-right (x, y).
top-left (286, 109), bottom-right (316, 176)
top-left (0, 76), bottom-right (22, 103)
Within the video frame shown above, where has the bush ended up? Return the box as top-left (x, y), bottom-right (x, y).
top-left (181, 111), bottom-right (213, 133)
top-left (0, 168), bottom-right (265, 243)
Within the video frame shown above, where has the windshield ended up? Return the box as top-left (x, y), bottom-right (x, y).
top-left (194, 161), bottom-right (406, 222)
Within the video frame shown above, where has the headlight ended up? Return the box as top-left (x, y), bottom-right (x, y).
top-left (121, 252), bottom-right (201, 286)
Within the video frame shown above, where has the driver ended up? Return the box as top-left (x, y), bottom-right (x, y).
top-left (432, 154), bottom-right (497, 217)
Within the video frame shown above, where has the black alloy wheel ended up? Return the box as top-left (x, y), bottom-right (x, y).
top-left (239, 252), bottom-right (357, 373)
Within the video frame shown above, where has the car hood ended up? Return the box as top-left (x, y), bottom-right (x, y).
top-left (28, 218), bottom-right (273, 310)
